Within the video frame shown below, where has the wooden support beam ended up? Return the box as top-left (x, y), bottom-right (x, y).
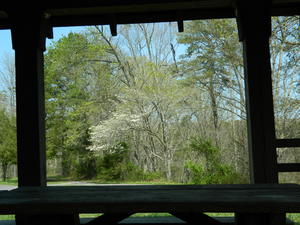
top-left (10, 9), bottom-right (48, 187)
top-left (171, 212), bottom-right (221, 225)
top-left (109, 23), bottom-right (117, 36)
top-left (276, 139), bottom-right (300, 148)
top-left (177, 20), bottom-right (184, 32)
top-left (86, 213), bottom-right (134, 225)
top-left (48, 8), bottom-right (235, 28)
top-left (278, 163), bottom-right (300, 172)
top-left (235, 213), bottom-right (285, 225)
top-left (15, 214), bottom-right (80, 225)
top-left (109, 14), bottom-right (117, 36)
top-left (10, 9), bottom-right (77, 225)
top-left (235, 0), bottom-right (278, 184)
top-left (176, 11), bottom-right (184, 32)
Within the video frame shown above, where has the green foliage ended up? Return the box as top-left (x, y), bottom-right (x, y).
top-left (45, 32), bottom-right (113, 177)
top-left (184, 137), bottom-right (245, 184)
top-left (96, 142), bottom-right (161, 181)
top-left (96, 142), bottom-right (132, 181)
top-left (185, 161), bottom-right (243, 184)
top-left (74, 153), bottom-right (97, 179)
top-left (189, 137), bottom-right (219, 162)
top-left (0, 109), bottom-right (16, 181)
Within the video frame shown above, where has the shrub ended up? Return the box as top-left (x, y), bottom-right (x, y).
top-left (185, 161), bottom-right (245, 184)
top-left (96, 142), bottom-right (162, 182)
top-left (74, 153), bottom-right (97, 179)
top-left (184, 137), bottom-right (246, 184)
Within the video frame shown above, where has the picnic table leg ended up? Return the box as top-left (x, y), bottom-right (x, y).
top-left (15, 213), bottom-right (80, 225)
top-left (235, 213), bottom-right (286, 225)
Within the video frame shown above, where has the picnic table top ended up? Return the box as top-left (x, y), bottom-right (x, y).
top-left (0, 184), bottom-right (300, 215)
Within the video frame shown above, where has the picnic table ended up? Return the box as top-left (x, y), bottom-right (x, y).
top-left (0, 184), bottom-right (300, 225)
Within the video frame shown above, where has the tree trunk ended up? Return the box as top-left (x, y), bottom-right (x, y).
top-left (61, 151), bottom-right (71, 177)
top-left (208, 76), bottom-right (220, 148)
top-left (165, 156), bottom-right (172, 181)
top-left (1, 163), bottom-right (8, 181)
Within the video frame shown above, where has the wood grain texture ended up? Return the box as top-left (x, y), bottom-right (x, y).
top-left (0, 184), bottom-right (300, 215)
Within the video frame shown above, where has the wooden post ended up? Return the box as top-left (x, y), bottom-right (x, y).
top-left (235, 1), bottom-right (284, 224)
top-left (10, 9), bottom-right (80, 225)
top-left (11, 10), bottom-right (48, 187)
top-left (235, 0), bottom-right (278, 184)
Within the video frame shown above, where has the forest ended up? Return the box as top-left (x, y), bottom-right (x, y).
top-left (0, 17), bottom-right (299, 184)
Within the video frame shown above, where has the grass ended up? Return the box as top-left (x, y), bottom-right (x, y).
top-left (0, 215), bottom-right (14, 220)
top-left (0, 178), bottom-right (17, 186)
top-left (87, 178), bottom-right (181, 185)
top-left (47, 175), bottom-right (73, 182)
top-left (287, 213), bottom-right (300, 225)
top-left (0, 176), bottom-right (74, 186)
top-left (0, 176), bottom-right (184, 186)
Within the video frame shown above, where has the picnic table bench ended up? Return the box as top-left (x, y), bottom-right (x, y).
top-left (0, 184), bottom-right (300, 225)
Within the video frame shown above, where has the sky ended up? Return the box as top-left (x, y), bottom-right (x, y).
top-left (0, 26), bottom-right (86, 90)
top-left (0, 23), bottom-right (186, 91)
top-left (0, 26), bottom-right (86, 57)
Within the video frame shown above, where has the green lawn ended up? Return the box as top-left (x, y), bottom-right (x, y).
top-left (0, 176), bottom-right (74, 186)
top-left (0, 178), bottom-right (17, 186)
top-left (0, 215), bottom-right (14, 220)
top-left (287, 213), bottom-right (300, 225)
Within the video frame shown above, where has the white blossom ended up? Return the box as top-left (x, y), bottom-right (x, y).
top-left (89, 111), bottom-right (142, 154)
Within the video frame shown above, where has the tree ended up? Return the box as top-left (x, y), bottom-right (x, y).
top-left (0, 53), bottom-right (17, 181)
top-left (88, 24), bottom-right (191, 180)
top-left (45, 32), bottom-right (114, 177)
top-left (270, 16), bottom-right (300, 183)
top-left (89, 60), bottom-right (188, 180)
top-left (0, 109), bottom-right (16, 181)
top-left (176, 16), bottom-right (299, 181)
top-left (177, 19), bottom-right (248, 175)
top-left (271, 16), bottom-right (300, 139)
top-left (0, 53), bottom-right (16, 114)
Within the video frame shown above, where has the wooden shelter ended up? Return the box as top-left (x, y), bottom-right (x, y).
top-left (0, 1), bottom-right (300, 225)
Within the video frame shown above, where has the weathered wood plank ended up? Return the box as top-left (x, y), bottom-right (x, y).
top-left (0, 185), bottom-right (300, 214)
